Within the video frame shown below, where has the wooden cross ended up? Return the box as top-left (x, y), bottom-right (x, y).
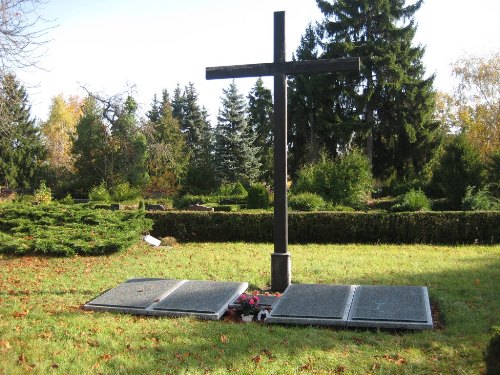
top-left (206, 11), bottom-right (360, 292)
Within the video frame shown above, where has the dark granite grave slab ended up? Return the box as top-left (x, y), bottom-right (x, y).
top-left (266, 284), bottom-right (355, 326)
top-left (83, 278), bottom-right (185, 315)
top-left (151, 280), bottom-right (248, 320)
top-left (347, 285), bottom-right (433, 329)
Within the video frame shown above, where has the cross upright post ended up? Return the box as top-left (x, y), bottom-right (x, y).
top-left (206, 11), bottom-right (360, 292)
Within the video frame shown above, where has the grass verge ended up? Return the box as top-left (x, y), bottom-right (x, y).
top-left (1, 242), bottom-right (499, 374)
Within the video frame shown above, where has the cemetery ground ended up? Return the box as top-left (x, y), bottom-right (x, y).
top-left (0, 242), bottom-right (499, 374)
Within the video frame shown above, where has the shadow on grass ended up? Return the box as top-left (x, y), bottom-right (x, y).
top-left (68, 250), bottom-right (499, 374)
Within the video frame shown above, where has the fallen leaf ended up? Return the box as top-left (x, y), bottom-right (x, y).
top-left (335, 365), bottom-right (346, 373)
top-left (0, 341), bottom-right (11, 350)
top-left (18, 353), bottom-right (26, 363)
top-left (300, 358), bottom-right (313, 371)
top-left (252, 355), bottom-right (262, 366)
top-left (51, 363), bottom-right (59, 369)
top-left (474, 279), bottom-right (480, 285)
top-left (220, 335), bottom-right (228, 344)
top-left (13, 310), bottom-right (29, 318)
top-left (100, 354), bottom-right (112, 361)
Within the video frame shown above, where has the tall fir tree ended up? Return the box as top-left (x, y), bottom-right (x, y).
top-left (111, 96), bottom-right (149, 187)
top-left (144, 91), bottom-right (189, 195)
top-left (288, 25), bottom-right (356, 176)
top-left (215, 82), bottom-right (260, 183)
top-left (72, 97), bottom-right (111, 193)
top-left (0, 73), bottom-right (44, 189)
top-left (247, 78), bottom-right (274, 185)
top-left (296, 0), bottom-right (442, 187)
top-left (177, 83), bottom-right (216, 193)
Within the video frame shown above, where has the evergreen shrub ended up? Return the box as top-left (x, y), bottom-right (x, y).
top-left (89, 183), bottom-right (111, 202)
top-left (293, 150), bottom-right (372, 208)
top-left (289, 193), bottom-right (325, 211)
top-left (34, 182), bottom-right (53, 204)
top-left (148, 211), bottom-right (500, 244)
top-left (59, 194), bottom-right (74, 205)
top-left (112, 182), bottom-right (141, 202)
top-left (485, 326), bottom-right (500, 375)
top-left (462, 186), bottom-right (499, 211)
top-left (247, 183), bottom-right (270, 209)
top-left (391, 189), bottom-right (431, 212)
top-left (0, 203), bottom-right (152, 256)
top-left (430, 135), bottom-right (483, 207)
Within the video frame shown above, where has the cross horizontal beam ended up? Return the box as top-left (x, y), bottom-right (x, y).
top-left (206, 57), bottom-right (360, 80)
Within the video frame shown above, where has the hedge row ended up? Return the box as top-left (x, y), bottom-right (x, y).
top-left (147, 211), bottom-right (500, 244)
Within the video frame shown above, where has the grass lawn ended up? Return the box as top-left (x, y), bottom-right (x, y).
top-left (1, 242), bottom-right (499, 374)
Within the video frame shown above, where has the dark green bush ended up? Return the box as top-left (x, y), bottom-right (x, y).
top-left (462, 186), bottom-right (499, 211)
top-left (148, 211), bottom-right (500, 244)
top-left (293, 150), bottom-right (372, 208)
top-left (214, 205), bottom-right (239, 212)
top-left (391, 189), bottom-right (431, 212)
top-left (485, 326), bottom-right (500, 375)
top-left (485, 151), bottom-right (500, 198)
top-left (289, 193), bottom-right (325, 211)
top-left (0, 203), bottom-right (152, 256)
top-left (247, 183), bottom-right (271, 209)
top-left (430, 135), bottom-right (483, 207)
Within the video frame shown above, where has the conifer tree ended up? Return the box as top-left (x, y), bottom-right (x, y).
top-left (215, 82), bottom-right (260, 183)
top-left (72, 97), bottom-right (111, 192)
top-left (295, 0), bottom-right (442, 186)
top-left (144, 91), bottom-right (188, 195)
top-left (248, 78), bottom-right (274, 184)
top-left (176, 83), bottom-right (216, 193)
top-left (0, 73), bottom-right (44, 189)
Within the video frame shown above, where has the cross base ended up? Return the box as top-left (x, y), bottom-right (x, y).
top-left (271, 252), bottom-right (291, 292)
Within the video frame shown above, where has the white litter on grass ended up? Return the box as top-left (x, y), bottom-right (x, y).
top-left (144, 235), bottom-right (161, 247)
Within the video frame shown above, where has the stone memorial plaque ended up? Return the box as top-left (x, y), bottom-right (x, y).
top-left (267, 284), bottom-right (355, 326)
top-left (84, 278), bottom-right (185, 314)
top-left (347, 285), bottom-right (433, 329)
top-left (152, 280), bottom-right (248, 320)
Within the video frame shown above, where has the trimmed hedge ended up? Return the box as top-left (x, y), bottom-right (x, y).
top-left (147, 211), bottom-right (500, 244)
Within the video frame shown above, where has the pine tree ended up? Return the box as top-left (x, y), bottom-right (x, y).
top-left (215, 82), bottom-right (260, 183)
top-left (0, 73), bottom-right (44, 189)
top-left (144, 92), bottom-right (189, 195)
top-left (307, 0), bottom-right (441, 186)
top-left (248, 78), bottom-right (274, 184)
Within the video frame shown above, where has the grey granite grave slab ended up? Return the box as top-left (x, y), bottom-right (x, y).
top-left (150, 280), bottom-right (248, 320)
top-left (83, 278), bottom-right (186, 315)
top-left (347, 285), bottom-right (433, 330)
top-left (266, 284), bottom-right (356, 326)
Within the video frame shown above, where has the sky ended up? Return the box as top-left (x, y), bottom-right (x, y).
top-left (17, 0), bottom-right (500, 123)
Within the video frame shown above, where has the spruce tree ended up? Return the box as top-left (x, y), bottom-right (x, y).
top-left (178, 83), bottom-right (216, 193)
top-left (72, 97), bottom-right (111, 193)
top-left (144, 92), bottom-right (189, 195)
top-left (300, 0), bottom-right (442, 186)
top-left (215, 82), bottom-right (260, 183)
top-left (248, 78), bottom-right (274, 184)
top-left (112, 96), bottom-right (149, 187)
top-left (0, 73), bottom-right (44, 189)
